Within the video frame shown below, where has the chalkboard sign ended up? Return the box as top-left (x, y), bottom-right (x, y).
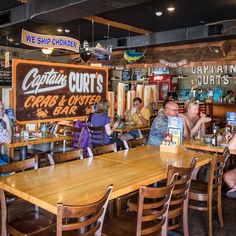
top-left (0, 60), bottom-right (12, 86)
top-left (13, 59), bottom-right (108, 123)
top-left (122, 69), bottom-right (132, 81)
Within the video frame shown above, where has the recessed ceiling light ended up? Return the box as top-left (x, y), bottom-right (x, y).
top-left (65, 29), bottom-right (70, 33)
top-left (57, 28), bottom-right (63, 33)
top-left (15, 42), bottom-right (19, 45)
top-left (155, 11), bottom-right (163, 16)
top-left (167, 7), bottom-right (175, 12)
top-left (8, 38), bottom-right (14, 42)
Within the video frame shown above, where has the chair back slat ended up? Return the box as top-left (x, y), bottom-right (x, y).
top-left (91, 143), bottom-right (117, 157)
top-left (56, 185), bottom-right (113, 236)
top-left (49, 149), bottom-right (82, 165)
top-left (0, 157), bottom-right (38, 174)
top-left (127, 138), bottom-right (147, 149)
top-left (136, 173), bottom-right (177, 236)
top-left (88, 126), bottom-right (106, 145)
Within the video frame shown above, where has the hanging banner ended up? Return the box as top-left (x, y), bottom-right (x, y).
top-left (21, 29), bottom-right (80, 53)
top-left (13, 59), bottom-right (108, 123)
top-left (159, 59), bottom-right (189, 68)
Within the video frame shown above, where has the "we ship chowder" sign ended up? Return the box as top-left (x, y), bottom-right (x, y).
top-left (13, 59), bottom-right (108, 123)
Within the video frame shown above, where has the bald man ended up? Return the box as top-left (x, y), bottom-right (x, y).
top-left (148, 101), bottom-right (181, 146)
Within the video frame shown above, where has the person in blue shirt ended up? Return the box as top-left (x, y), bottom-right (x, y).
top-left (148, 101), bottom-right (182, 146)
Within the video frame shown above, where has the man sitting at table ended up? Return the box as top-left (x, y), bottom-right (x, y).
top-left (122, 97), bottom-right (150, 140)
top-left (148, 101), bottom-right (183, 146)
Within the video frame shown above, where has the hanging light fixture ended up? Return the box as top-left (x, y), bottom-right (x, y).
top-left (41, 48), bottom-right (54, 55)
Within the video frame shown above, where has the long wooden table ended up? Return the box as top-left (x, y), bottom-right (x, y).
top-left (2, 134), bottom-right (71, 160)
top-left (0, 146), bottom-right (213, 216)
top-left (183, 139), bottom-right (236, 155)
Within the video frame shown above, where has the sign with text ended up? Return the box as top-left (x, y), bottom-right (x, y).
top-left (21, 29), bottom-right (80, 53)
top-left (0, 59), bottom-right (12, 86)
top-left (13, 59), bottom-right (108, 123)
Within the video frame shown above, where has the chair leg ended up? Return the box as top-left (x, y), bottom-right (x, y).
top-left (217, 189), bottom-right (224, 228)
top-left (183, 199), bottom-right (189, 236)
top-left (108, 200), bottom-right (114, 219)
top-left (208, 200), bottom-right (213, 236)
top-left (115, 198), bottom-right (121, 217)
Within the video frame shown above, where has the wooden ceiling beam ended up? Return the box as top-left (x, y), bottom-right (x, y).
top-left (83, 16), bottom-right (152, 35)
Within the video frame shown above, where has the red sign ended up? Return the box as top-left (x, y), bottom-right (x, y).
top-left (13, 59), bottom-right (108, 123)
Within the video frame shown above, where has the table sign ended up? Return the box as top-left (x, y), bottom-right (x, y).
top-left (168, 116), bottom-right (184, 145)
top-left (226, 112), bottom-right (236, 127)
top-left (13, 59), bottom-right (108, 123)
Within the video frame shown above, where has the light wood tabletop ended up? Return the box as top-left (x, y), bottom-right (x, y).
top-left (0, 146), bottom-right (213, 215)
top-left (2, 134), bottom-right (71, 159)
top-left (183, 139), bottom-right (236, 155)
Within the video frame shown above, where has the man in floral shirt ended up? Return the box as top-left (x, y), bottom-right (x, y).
top-left (148, 101), bottom-right (180, 146)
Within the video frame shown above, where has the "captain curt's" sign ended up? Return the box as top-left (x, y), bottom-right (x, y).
top-left (13, 59), bottom-right (108, 123)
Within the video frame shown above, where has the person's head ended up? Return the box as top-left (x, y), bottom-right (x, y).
top-left (96, 99), bottom-right (110, 114)
top-left (133, 97), bottom-right (143, 110)
top-left (164, 101), bottom-right (179, 117)
top-left (0, 101), bottom-right (4, 117)
top-left (186, 100), bottom-right (199, 116)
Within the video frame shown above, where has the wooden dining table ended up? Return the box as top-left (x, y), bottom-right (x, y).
top-left (183, 138), bottom-right (236, 155)
top-left (0, 146), bottom-right (213, 217)
top-left (2, 133), bottom-right (71, 160)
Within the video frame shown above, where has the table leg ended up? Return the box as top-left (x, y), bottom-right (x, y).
top-left (19, 146), bottom-right (28, 160)
top-left (9, 148), bottom-right (14, 162)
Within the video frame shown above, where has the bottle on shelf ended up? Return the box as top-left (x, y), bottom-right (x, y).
top-left (40, 123), bottom-right (47, 138)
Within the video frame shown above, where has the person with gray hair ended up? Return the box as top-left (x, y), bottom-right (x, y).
top-left (148, 101), bottom-right (184, 146)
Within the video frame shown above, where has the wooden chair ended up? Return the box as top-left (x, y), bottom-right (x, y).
top-left (0, 157), bottom-right (56, 236)
top-left (88, 125), bottom-right (106, 146)
top-left (48, 149), bottom-right (83, 165)
top-left (166, 157), bottom-right (198, 236)
top-left (123, 137), bottom-right (147, 149)
top-left (56, 185), bottom-right (113, 236)
top-left (53, 125), bottom-right (84, 153)
top-left (188, 147), bottom-right (230, 236)
top-left (88, 143), bottom-right (117, 158)
top-left (102, 174), bottom-right (177, 236)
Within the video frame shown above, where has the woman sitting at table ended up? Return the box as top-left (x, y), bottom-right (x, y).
top-left (90, 99), bottom-right (119, 146)
top-left (224, 134), bottom-right (236, 198)
top-left (184, 100), bottom-right (211, 138)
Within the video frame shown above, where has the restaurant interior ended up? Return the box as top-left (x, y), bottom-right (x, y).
top-left (0, 0), bottom-right (236, 236)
